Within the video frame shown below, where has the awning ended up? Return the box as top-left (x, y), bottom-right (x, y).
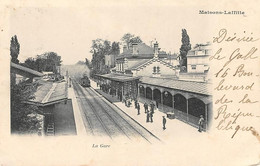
top-left (140, 77), bottom-right (212, 96)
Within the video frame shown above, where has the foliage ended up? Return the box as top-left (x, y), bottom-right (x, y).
top-left (11, 81), bottom-right (42, 134)
top-left (121, 33), bottom-right (142, 49)
top-left (22, 52), bottom-right (62, 73)
top-left (90, 39), bottom-right (113, 75)
top-left (90, 34), bottom-right (140, 76)
top-left (179, 29), bottom-right (191, 72)
top-left (111, 42), bottom-right (120, 55)
top-left (10, 35), bottom-right (20, 64)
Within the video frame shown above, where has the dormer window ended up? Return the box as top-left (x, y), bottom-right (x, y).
top-left (153, 66), bottom-right (160, 74)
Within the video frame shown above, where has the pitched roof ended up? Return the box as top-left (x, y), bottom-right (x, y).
top-left (140, 77), bottom-right (212, 96)
top-left (127, 57), bottom-right (176, 71)
top-left (117, 43), bottom-right (167, 59)
top-left (126, 59), bottom-right (151, 70)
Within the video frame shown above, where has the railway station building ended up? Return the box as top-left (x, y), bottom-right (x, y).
top-left (95, 42), bottom-right (177, 100)
top-left (95, 42), bottom-right (212, 130)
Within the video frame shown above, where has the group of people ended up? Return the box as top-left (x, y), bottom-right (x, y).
top-left (131, 100), bottom-right (167, 130)
top-left (124, 97), bottom-right (132, 107)
top-left (143, 102), bottom-right (155, 123)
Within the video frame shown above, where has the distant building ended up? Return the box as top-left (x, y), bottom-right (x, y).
top-left (95, 42), bottom-right (212, 131)
top-left (97, 42), bottom-right (178, 100)
top-left (114, 42), bottom-right (177, 78)
top-left (178, 42), bottom-right (212, 82)
top-left (105, 54), bottom-right (117, 68)
top-left (187, 42), bottom-right (211, 73)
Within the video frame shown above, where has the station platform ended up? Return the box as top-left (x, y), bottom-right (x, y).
top-left (90, 79), bottom-right (207, 142)
top-left (53, 99), bottom-right (77, 136)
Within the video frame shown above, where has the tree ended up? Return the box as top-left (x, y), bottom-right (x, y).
top-left (10, 35), bottom-right (20, 64)
top-left (11, 81), bottom-right (42, 134)
top-left (111, 42), bottom-right (120, 55)
top-left (121, 33), bottom-right (142, 49)
top-left (179, 29), bottom-right (191, 72)
top-left (90, 39), bottom-right (112, 75)
top-left (129, 36), bottom-right (142, 44)
top-left (22, 58), bottom-right (37, 70)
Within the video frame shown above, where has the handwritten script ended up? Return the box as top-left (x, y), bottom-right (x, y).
top-left (211, 28), bottom-right (259, 138)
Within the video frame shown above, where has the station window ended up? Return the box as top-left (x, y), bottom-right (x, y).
top-left (153, 66), bottom-right (156, 73)
top-left (157, 66), bottom-right (160, 73)
top-left (153, 66), bottom-right (160, 73)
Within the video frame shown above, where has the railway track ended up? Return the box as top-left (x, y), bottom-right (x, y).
top-left (85, 87), bottom-right (157, 143)
top-left (72, 79), bottom-right (160, 143)
top-left (73, 80), bottom-right (111, 137)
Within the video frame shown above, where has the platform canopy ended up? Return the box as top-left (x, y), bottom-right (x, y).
top-left (140, 77), bottom-right (212, 96)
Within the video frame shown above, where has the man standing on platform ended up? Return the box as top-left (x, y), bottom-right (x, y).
top-left (156, 100), bottom-right (159, 109)
top-left (150, 102), bottom-right (155, 114)
top-left (150, 111), bottom-right (153, 123)
top-left (162, 116), bottom-right (166, 130)
top-left (144, 102), bottom-right (148, 113)
top-left (146, 111), bottom-right (150, 122)
top-left (137, 102), bottom-right (140, 115)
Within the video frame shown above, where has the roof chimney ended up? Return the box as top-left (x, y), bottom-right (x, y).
top-left (154, 42), bottom-right (159, 58)
top-left (132, 43), bottom-right (138, 55)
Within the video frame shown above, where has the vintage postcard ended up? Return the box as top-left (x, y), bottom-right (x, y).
top-left (0, 0), bottom-right (259, 165)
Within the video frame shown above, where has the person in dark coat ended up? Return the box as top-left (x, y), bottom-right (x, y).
top-left (137, 103), bottom-right (140, 115)
top-left (156, 100), bottom-right (159, 109)
top-left (163, 116), bottom-right (166, 130)
top-left (146, 111), bottom-right (150, 122)
top-left (150, 112), bottom-right (153, 123)
top-left (134, 100), bottom-right (138, 109)
top-left (144, 102), bottom-right (148, 113)
top-left (150, 102), bottom-right (155, 114)
top-left (124, 97), bottom-right (127, 106)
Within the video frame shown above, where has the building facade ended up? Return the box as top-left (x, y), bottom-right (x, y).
top-left (98, 42), bottom-right (178, 100)
top-left (95, 41), bottom-right (212, 131)
top-left (187, 43), bottom-right (211, 73)
top-left (105, 54), bottom-right (117, 68)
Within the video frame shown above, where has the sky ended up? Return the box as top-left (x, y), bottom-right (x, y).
top-left (9, 5), bottom-right (213, 65)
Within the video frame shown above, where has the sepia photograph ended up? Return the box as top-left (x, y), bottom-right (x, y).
top-left (1, 0), bottom-right (260, 165)
top-left (9, 7), bottom-right (212, 141)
